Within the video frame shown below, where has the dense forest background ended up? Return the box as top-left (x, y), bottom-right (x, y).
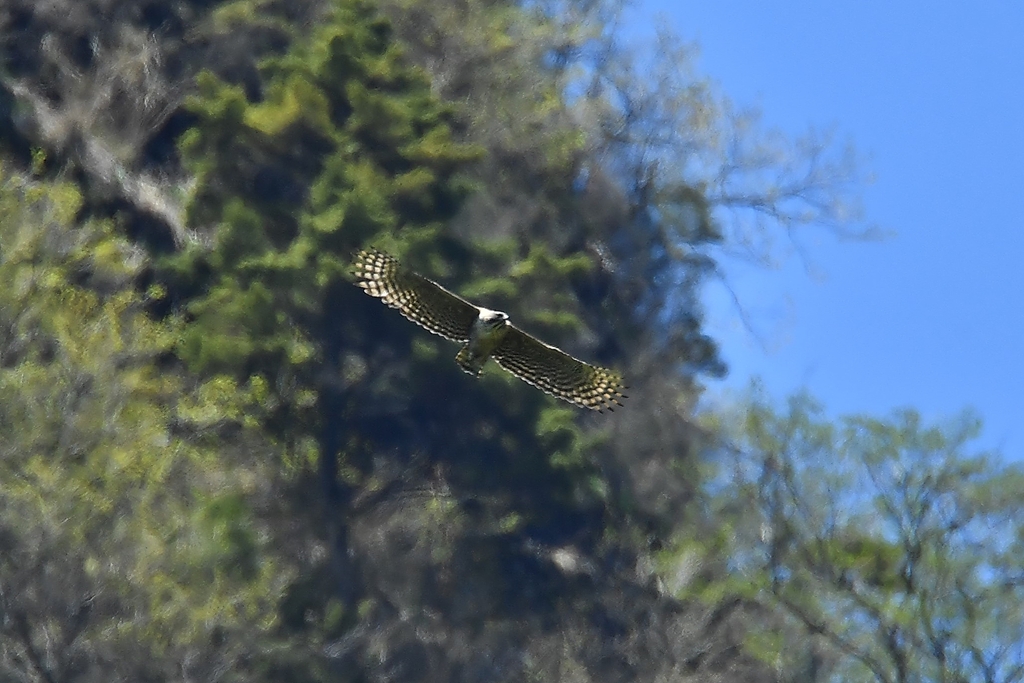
top-left (1, 1), bottom-right (1022, 682)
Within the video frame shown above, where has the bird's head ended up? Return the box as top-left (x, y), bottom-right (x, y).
top-left (478, 308), bottom-right (510, 330)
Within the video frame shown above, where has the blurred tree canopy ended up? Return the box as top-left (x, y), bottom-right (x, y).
top-left (678, 391), bottom-right (1024, 683)
top-left (1, 1), bottom-right (1013, 683)
top-left (0, 164), bottom-right (292, 680)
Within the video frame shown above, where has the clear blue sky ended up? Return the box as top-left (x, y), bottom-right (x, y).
top-left (629, 1), bottom-right (1024, 456)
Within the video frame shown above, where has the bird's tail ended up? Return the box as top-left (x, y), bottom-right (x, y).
top-left (455, 346), bottom-right (483, 376)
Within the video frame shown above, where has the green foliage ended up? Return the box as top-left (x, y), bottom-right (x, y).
top-left (172, 0), bottom-right (480, 386)
top-left (680, 388), bottom-right (1024, 683)
top-left (0, 166), bottom-right (288, 680)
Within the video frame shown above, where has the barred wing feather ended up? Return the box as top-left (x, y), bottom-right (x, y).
top-left (492, 325), bottom-right (626, 411)
top-left (353, 249), bottom-right (479, 343)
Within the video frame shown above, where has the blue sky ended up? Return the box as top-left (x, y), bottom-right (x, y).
top-left (629, 1), bottom-right (1024, 456)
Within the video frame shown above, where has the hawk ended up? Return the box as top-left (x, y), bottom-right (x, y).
top-left (352, 249), bottom-right (626, 411)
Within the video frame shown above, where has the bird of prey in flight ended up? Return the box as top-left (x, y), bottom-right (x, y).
top-left (352, 249), bottom-right (626, 411)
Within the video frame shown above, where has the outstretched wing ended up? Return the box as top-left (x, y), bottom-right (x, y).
top-left (492, 325), bottom-right (627, 411)
top-left (353, 249), bottom-right (480, 343)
